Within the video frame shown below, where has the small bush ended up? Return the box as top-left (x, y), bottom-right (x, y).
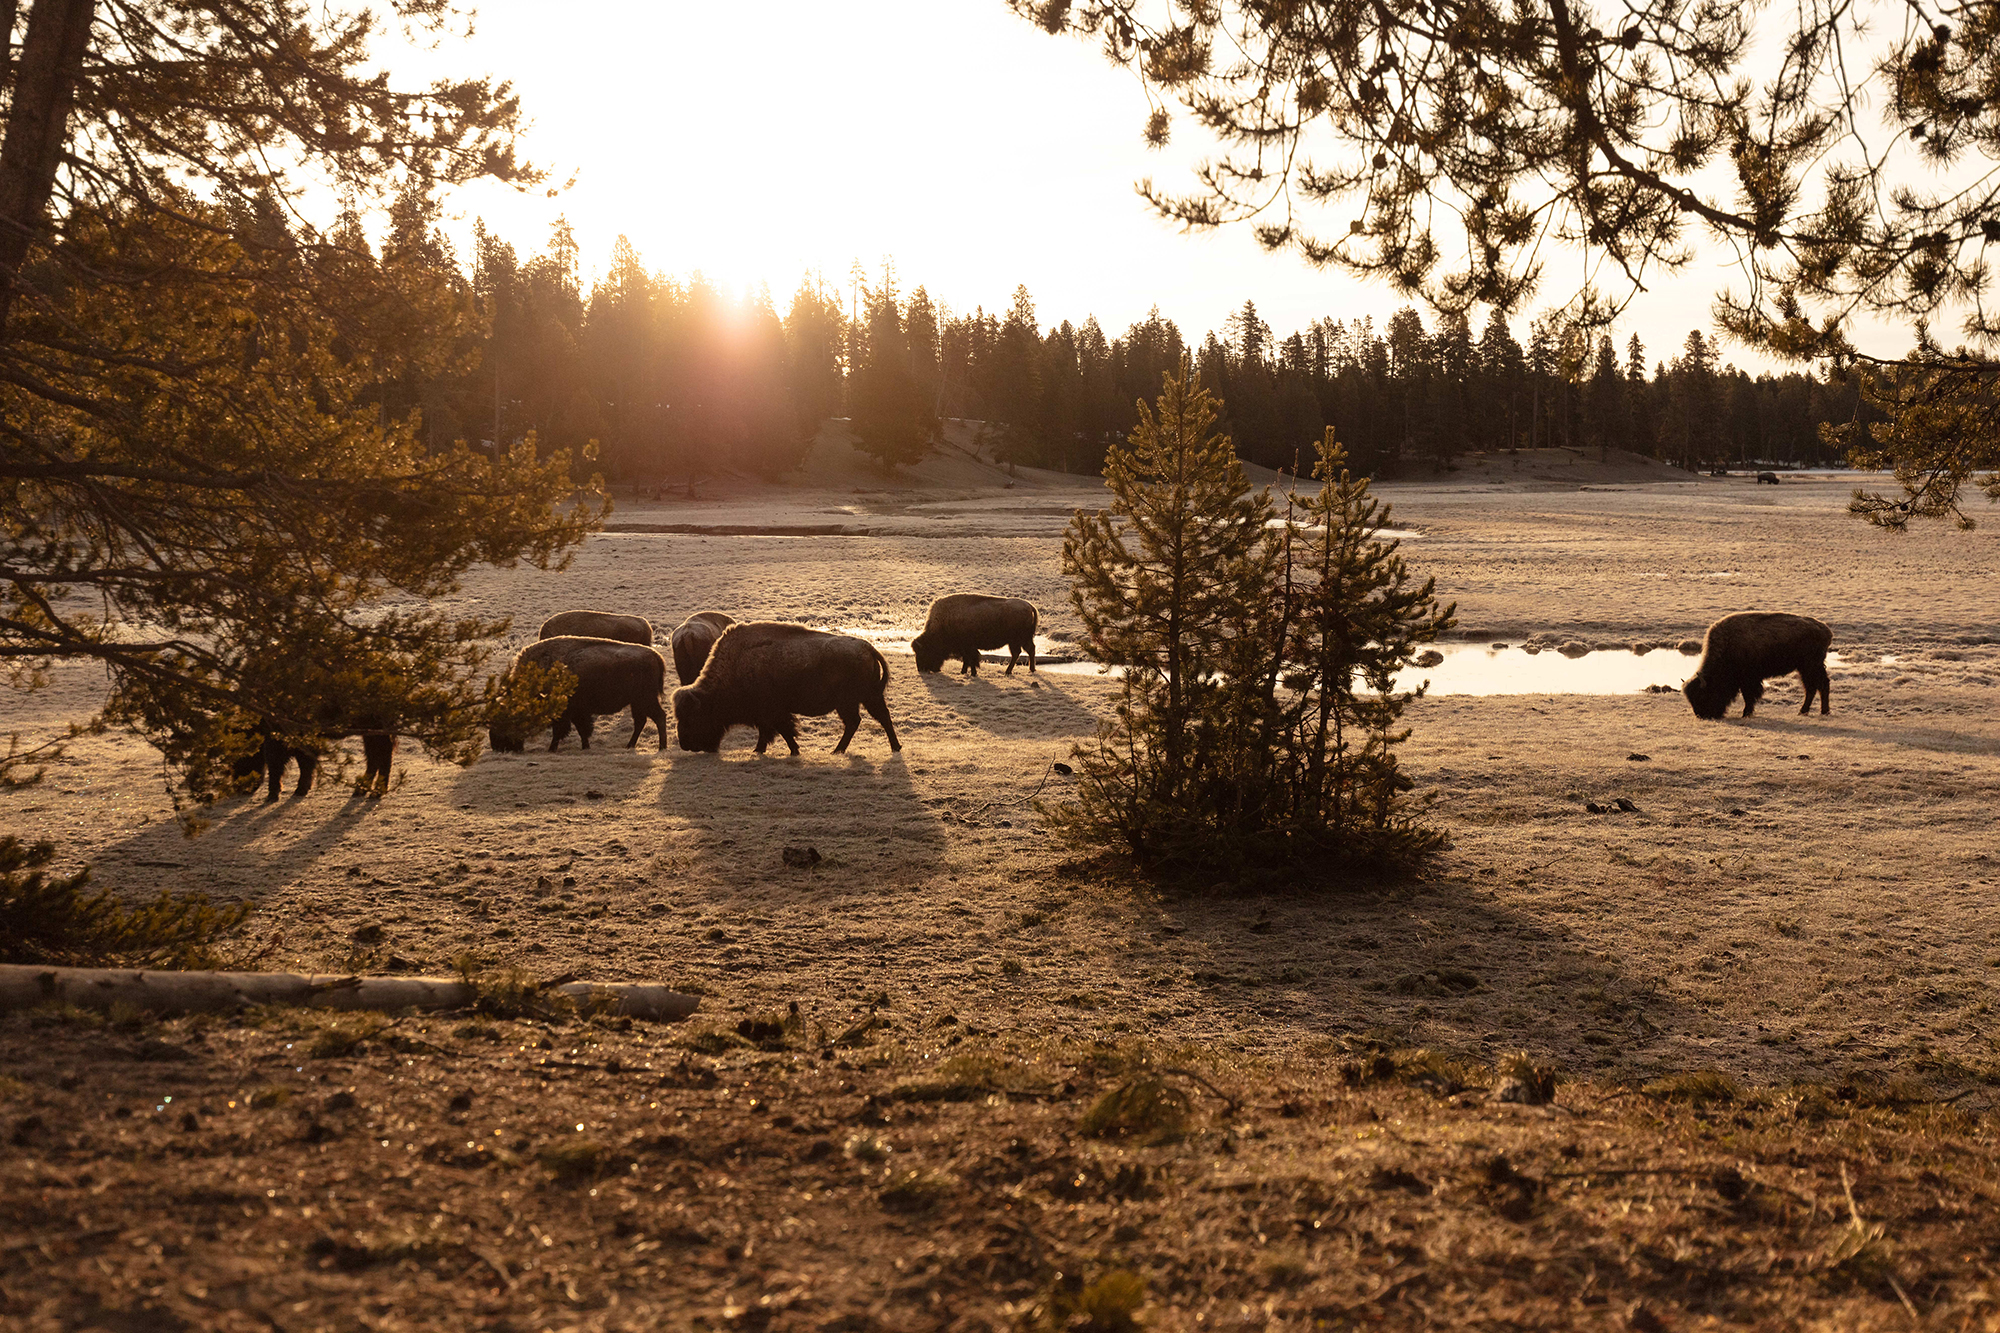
top-left (1496, 1051), bottom-right (1561, 1104)
top-left (877, 1169), bottom-right (955, 1214)
top-left (0, 837), bottom-right (253, 968)
top-left (538, 1138), bottom-right (608, 1184)
top-left (1032, 1269), bottom-right (1148, 1332)
top-left (308, 1013), bottom-right (392, 1059)
top-left (1081, 1073), bottom-right (1193, 1143)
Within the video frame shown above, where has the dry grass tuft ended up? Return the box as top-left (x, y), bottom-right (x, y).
top-left (892, 1052), bottom-right (1048, 1102)
top-left (1644, 1068), bottom-right (1740, 1105)
top-left (878, 1168), bottom-right (956, 1214)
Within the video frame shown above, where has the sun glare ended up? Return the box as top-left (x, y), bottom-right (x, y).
top-left (392, 0), bottom-right (1885, 359)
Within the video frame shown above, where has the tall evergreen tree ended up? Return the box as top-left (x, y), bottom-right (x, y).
top-left (990, 285), bottom-right (1043, 465)
top-left (1265, 433), bottom-right (1455, 864)
top-left (1054, 361), bottom-right (1278, 865)
top-left (847, 276), bottom-right (933, 468)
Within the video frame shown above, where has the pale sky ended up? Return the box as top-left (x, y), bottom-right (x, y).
top-left (398, 0), bottom-right (1912, 368)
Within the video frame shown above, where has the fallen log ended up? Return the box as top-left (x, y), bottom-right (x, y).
top-left (0, 964), bottom-right (700, 1022)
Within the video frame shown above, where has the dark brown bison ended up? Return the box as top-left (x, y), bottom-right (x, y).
top-left (1682, 612), bottom-right (1832, 719)
top-left (538, 610), bottom-right (654, 646)
top-left (670, 611), bottom-right (735, 686)
top-left (911, 594), bottom-right (1039, 676)
top-left (672, 622), bottom-right (900, 755)
top-left (241, 730), bottom-right (396, 801)
top-left (489, 636), bottom-right (668, 752)
top-left (1756, 471), bottom-right (1780, 485)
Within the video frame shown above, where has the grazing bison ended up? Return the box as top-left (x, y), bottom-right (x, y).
top-left (538, 609), bottom-right (654, 646)
top-left (911, 594), bottom-right (1040, 676)
top-left (489, 636), bottom-right (668, 752)
top-left (1682, 612), bottom-right (1832, 719)
top-left (241, 730), bottom-right (396, 801)
top-left (673, 622), bottom-right (900, 755)
top-left (670, 611), bottom-right (735, 685)
top-left (1756, 471), bottom-right (1781, 485)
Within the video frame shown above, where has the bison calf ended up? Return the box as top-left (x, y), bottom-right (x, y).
top-left (911, 594), bottom-right (1039, 676)
top-left (670, 611), bottom-right (735, 686)
top-left (1682, 612), bottom-right (1832, 719)
top-left (673, 622), bottom-right (900, 755)
top-left (539, 609), bottom-right (654, 646)
top-left (490, 636), bottom-right (668, 752)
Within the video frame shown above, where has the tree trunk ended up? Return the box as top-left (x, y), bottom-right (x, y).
top-left (0, 963), bottom-right (702, 1022)
top-left (0, 0), bottom-right (94, 337)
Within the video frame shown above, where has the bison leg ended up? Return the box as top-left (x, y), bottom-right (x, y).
top-left (550, 717), bottom-right (572, 751)
top-left (1801, 664), bottom-right (1831, 715)
top-left (833, 702), bottom-right (862, 754)
top-left (362, 734), bottom-right (395, 796)
top-left (644, 700), bottom-right (669, 750)
top-left (292, 748), bottom-right (318, 798)
top-left (754, 723), bottom-right (774, 754)
top-left (777, 716), bottom-right (801, 755)
top-left (1004, 645), bottom-right (1018, 674)
top-left (624, 703), bottom-right (649, 749)
top-left (575, 714), bottom-right (595, 750)
top-left (261, 736), bottom-right (289, 803)
top-left (1024, 640), bottom-right (1037, 674)
top-left (1739, 679), bottom-right (1763, 718)
top-left (961, 650), bottom-right (980, 677)
top-left (864, 693), bottom-right (902, 752)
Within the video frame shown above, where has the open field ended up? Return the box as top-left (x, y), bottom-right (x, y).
top-left (5, 435), bottom-right (2000, 1328)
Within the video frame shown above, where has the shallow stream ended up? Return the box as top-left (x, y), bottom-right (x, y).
top-left (844, 630), bottom-right (1865, 698)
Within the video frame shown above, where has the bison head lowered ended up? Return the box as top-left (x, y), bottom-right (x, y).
top-left (910, 631), bottom-right (949, 673)
top-left (672, 688), bottom-right (726, 752)
top-left (1681, 673), bottom-right (1733, 720)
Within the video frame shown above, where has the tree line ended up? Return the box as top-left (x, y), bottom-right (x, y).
top-left (430, 234), bottom-right (1871, 485)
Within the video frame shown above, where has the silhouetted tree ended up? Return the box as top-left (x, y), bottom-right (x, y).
top-left (0, 0), bottom-right (596, 793)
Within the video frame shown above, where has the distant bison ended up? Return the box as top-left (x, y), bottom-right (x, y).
top-left (1682, 612), bottom-right (1832, 719)
top-left (911, 594), bottom-right (1039, 676)
top-left (490, 635), bottom-right (668, 752)
top-left (538, 610), bottom-right (654, 646)
top-left (673, 622), bottom-right (900, 755)
top-left (1756, 471), bottom-right (1780, 485)
top-left (670, 611), bottom-right (735, 686)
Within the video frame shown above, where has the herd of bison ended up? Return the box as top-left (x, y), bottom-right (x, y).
top-left (253, 601), bottom-right (1835, 801)
top-left (253, 593), bottom-right (1043, 799)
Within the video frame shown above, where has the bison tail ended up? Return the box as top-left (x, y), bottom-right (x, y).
top-left (870, 642), bottom-right (891, 687)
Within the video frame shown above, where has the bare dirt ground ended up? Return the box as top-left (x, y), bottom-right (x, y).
top-left (5, 432), bottom-right (2000, 1328)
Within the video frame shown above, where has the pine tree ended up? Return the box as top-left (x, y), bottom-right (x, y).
top-left (847, 276), bottom-right (933, 468)
top-left (1053, 361), bottom-right (1279, 865)
top-left (1048, 364), bottom-right (1453, 877)
top-left (1265, 432), bottom-right (1456, 865)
